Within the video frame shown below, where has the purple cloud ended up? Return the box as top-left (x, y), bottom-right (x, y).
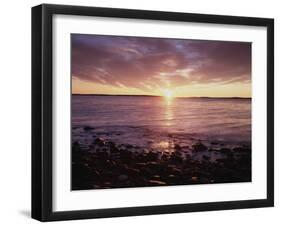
top-left (71, 34), bottom-right (251, 91)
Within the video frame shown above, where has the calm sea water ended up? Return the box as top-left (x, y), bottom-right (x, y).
top-left (72, 95), bottom-right (251, 151)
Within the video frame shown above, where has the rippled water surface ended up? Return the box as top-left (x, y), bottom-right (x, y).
top-left (72, 95), bottom-right (251, 151)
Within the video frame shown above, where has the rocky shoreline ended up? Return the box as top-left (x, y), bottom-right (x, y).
top-left (72, 127), bottom-right (251, 190)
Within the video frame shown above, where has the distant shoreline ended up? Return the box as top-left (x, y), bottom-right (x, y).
top-left (72, 93), bottom-right (251, 99)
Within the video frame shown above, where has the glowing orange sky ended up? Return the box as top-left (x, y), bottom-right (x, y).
top-left (72, 34), bottom-right (251, 98)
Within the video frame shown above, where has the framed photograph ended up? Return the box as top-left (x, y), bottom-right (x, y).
top-left (32, 4), bottom-right (274, 221)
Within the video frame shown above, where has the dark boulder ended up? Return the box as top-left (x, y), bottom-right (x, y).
top-left (192, 142), bottom-right (207, 152)
top-left (147, 152), bottom-right (159, 161)
top-left (174, 144), bottom-right (181, 151)
top-left (94, 137), bottom-right (105, 146)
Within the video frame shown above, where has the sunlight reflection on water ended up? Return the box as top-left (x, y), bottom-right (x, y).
top-left (164, 97), bottom-right (174, 126)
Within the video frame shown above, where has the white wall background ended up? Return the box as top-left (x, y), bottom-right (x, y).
top-left (0, 0), bottom-right (279, 225)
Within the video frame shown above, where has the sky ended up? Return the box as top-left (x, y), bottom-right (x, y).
top-left (71, 34), bottom-right (251, 97)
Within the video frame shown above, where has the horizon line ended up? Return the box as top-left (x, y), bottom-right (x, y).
top-left (72, 93), bottom-right (251, 99)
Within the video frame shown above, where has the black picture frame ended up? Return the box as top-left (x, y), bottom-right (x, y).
top-left (32, 3), bottom-right (274, 222)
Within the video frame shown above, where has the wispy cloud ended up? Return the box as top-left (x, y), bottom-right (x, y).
top-left (72, 34), bottom-right (251, 91)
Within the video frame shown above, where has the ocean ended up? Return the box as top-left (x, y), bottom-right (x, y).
top-left (72, 95), bottom-right (251, 153)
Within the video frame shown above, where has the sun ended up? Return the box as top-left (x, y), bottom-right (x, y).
top-left (163, 89), bottom-right (173, 98)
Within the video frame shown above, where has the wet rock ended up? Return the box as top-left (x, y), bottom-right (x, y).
top-left (191, 176), bottom-right (198, 182)
top-left (134, 153), bottom-right (146, 162)
top-left (200, 177), bottom-right (210, 183)
top-left (110, 146), bottom-right (120, 154)
top-left (167, 164), bottom-right (176, 169)
top-left (142, 168), bottom-right (154, 177)
top-left (110, 151), bottom-right (120, 160)
top-left (143, 149), bottom-right (150, 154)
top-left (184, 154), bottom-right (191, 161)
top-left (101, 169), bottom-right (115, 179)
top-left (233, 147), bottom-right (249, 152)
top-left (161, 153), bottom-right (170, 161)
top-left (120, 149), bottom-right (133, 162)
top-left (108, 141), bottom-right (116, 148)
top-left (72, 163), bottom-right (93, 189)
top-left (94, 138), bottom-right (105, 146)
top-left (147, 180), bottom-right (166, 186)
top-left (84, 126), bottom-right (94, 131)
top-left (202, 155), bottom-right (210, 161)
top-left (127, 168), bottom-right (140, 175)
top-left (174, 144), bottom-right (181, 150)
top-left (219, 148), bottom-right (231, 154)
top-left (171, 167), bottom-right (182, 175)
top-left (73, 141), bottom-right (80, 148)
top-left (72, 142), bottom-right (85, 163)
top-left (170, 151), bottom-right (183, 163)
top-left (72, 141), bottom-right (81, 153)
top-left (104, 182), bottom-right (112, 186)
top-left (216, 158), bottom-right (225, 164)
top-left (237, 154), bottom-right (251, 166)
top-left (147, 152), bottom-right (159, 161)
top-left (118, 174), bottom-right (128, 181)
top-left (146, 162), bottom-right (166, 174)
top-left (192, 142), bottom-right (208, 152)
top-left (226, 152), bottom-right (234, 158)
top-left (211, 141), bottom-right (219, 145)
top-left (135, 162), bottom-right (147, 167)
top-left (125, 144), bottom-right (133, 149)
top-left (96, 151), bottom-right (109, 160)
